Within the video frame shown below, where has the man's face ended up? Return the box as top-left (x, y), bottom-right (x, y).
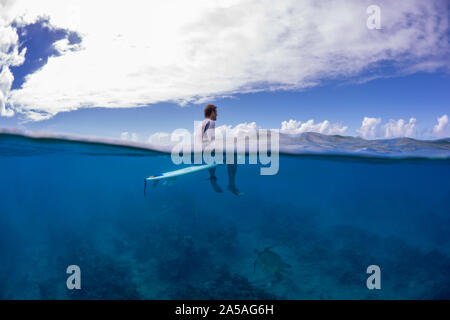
top-left (211, 110), bottom-right (217, 120)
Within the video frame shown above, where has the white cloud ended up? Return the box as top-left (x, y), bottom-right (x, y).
top-left (357, 117), bottom-right (381, 139)
top-left (358, 116), bottom-right (450, 139)
top-left (216, 122), bottom-right (259, 137)
top-left (432, 114), bottom-right (449, 138)
top-left (120, 131), bottom-right (138, 142)
top-left (0, 24), bottom-right (26, 67)
top-left (1, 1), bottom-right (27, 118)
top-left (0, 66), bottom-right (14, 117)
top-left (357, 117), bottom-right (417, 139)
top-left (148, 132), bottom-right (171, 146)
top-left (281, 119), bottom-right (348, 135)
top-left (0, 0), bottom-right (448, 120)
top-left (53, 38), bottom-right (82, 54)
top-left (382, 118), bottom-right (416, 138)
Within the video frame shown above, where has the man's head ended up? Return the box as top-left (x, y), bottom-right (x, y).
top-left (204, 104), bottom-right (217, 120)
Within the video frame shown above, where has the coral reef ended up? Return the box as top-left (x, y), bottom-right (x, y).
top-left (167, 267), bottom-right (277, 299)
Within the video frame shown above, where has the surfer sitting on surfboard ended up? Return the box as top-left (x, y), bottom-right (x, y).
top-left (201, 104), bottom-right (242, 196)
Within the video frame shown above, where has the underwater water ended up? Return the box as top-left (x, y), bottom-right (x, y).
top-left (0, 131), bottom-right (450, 300)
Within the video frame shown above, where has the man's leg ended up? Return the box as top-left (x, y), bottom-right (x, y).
top-left (227, 164), bottom-right (236, 185)
top-left (208, 167), bottom-right (223, 193)
top-left (209, 167), bottom-right (217, 179)
top-left (227, 164), bottom-right (242, 196)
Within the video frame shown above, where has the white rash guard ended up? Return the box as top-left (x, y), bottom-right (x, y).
top-left (201, 119), bottom-right (215, 143)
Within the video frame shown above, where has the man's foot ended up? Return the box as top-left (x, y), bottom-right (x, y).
top-left (227, 184), bottom-right (243, 196)
top-left (210, 179), bottom-right (223, 193)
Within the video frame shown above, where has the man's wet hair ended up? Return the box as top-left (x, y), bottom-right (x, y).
top-left (204, 104), bottom-right (217, 118)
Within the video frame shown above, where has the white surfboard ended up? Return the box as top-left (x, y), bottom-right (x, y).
top-left (146, 163), bottom-right (218, 182)
top-left (144, 163), bottom-right (218, 195)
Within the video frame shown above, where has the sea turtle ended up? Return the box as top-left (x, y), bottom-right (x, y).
top-left (253, 246), bottom-right (291, 279)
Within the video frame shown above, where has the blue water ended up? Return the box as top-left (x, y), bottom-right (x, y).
top-left (1, 132), bottom-right (450, 299)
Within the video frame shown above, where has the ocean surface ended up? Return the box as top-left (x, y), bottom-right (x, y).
top-left (1, 130), bottom-right (450, 299)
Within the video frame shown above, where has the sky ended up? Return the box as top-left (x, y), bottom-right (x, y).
top-left (0, 0), bottom-right (449, 142)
